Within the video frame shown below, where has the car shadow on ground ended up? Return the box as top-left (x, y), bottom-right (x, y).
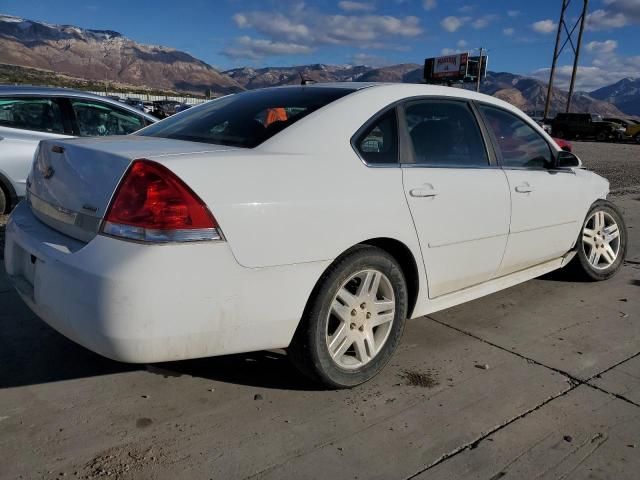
top-left (0, 304), bottom-right (317, 391)
top-left (155, 351), bottom-right (319, 391)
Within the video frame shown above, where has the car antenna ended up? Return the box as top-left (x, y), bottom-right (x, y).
top-left (300, 72), bottom-right (316, 85)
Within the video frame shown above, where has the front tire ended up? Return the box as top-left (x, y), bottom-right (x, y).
top-left (568, 200), bottom-right (627, 281)
top-left (288, 245), bottom-right (408, 388)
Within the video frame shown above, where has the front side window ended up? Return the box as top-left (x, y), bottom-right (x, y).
top-left (354, 108), bottom-right (398, 164)
top-left (138, 87), bottom-right (353, 148)
top-left (0, 97), bottom-right (65, 134)
top-left (70, 99), bottom-right (144, 136)
top-left (403, 100), bottom-right (488, 167)
top-left (479, 105), bottom-right (553, 169)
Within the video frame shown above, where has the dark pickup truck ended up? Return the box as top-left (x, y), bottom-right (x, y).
top-left (551, 113), bottom-right (625, 141)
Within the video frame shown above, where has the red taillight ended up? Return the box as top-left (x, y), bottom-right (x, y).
top-left (101, 159), bottom-right (222, 243)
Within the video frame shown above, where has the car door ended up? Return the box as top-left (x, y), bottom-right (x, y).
top-left (67, 98), bottom-right (148, 137)
top-left (477, 103), bottom-right (585, 276)
top-left (0, 96), bottom-right (72, 198)
top-left (400, 99), bottom-right (511, 298)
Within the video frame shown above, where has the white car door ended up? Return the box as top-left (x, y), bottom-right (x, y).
top-left (477, 104), bottom-right (586, 276)
top-left (400, 99), bottom-right (511, 298)
top-left (0, 96), bottom-right (71, 198)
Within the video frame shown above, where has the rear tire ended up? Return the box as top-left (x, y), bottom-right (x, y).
top-left (635, 133), bottom-right (640, 144)
top-left (567, 200), bottom-right (627, 281)
top-left (0, 185), bottom-right (7, 214)
top-left (288, 245), bottom-right (408, 388)
top-left (596, 131), bottom-right (608, 142)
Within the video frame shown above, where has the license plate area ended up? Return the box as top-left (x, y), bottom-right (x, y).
top-left (13, 244), bottom-right (37, 288)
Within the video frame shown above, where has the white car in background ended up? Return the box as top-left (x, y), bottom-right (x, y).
top-left (4, 83), bottom-right (627, 388)
top-left (0, 86), bottom-right (157, 213)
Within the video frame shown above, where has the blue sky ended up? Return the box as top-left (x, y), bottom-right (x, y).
top-left (2, 0), bottom-right (640, 90)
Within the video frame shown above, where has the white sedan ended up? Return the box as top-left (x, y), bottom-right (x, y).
top-left (4, 83), bottom-right (627, 388)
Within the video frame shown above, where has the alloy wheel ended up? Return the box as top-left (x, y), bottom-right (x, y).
top-left (326, 269), bottom-right (395, 370)
top-left (582, 210), bottom-right (621, 270)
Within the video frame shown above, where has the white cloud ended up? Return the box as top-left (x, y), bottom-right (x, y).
top-left (441, 14), bottom-right (494, 32)
top-left (441, 48), bottom-right (459, 55)
top-left (507, 10), bottom-right (520, 18)
top-left (222, 36), bottom-right (313, 60)
top-left (532, 19), bottom-right (557, 34)
top-left (441, 16), bottom-right (464, 32)
top-left (458, 5), bottom-right (473, 13)
top-left (503, 27), bottom-right (514, 36)
top-left (586, 39), bottom-right (618, 54)
top-left (350, 52), bottom-right (387, 66)
top-left (338, 1), bottom-right (375, 13)
top-left (457, 39), bottom-right (467, 48)
top-left (233, 9), bottom-right (423, 47)
top-left (472, 14), bottom-right (498, 29)
top-left (587, 9), bottom-right (629, 30)
top-left (423, 0), bottom-right (437, 11)
top-left (532, 54), bottom-right (640, 91)
top-left (232, 13), bottom-right (309, 41)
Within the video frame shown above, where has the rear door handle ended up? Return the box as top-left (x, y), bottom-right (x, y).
top-left (515, 183), bottom-right (534, 193)
top-left (409, 187), bottom-right (438, 198)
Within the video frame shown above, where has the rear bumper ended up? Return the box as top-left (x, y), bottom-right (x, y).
top-left (4, 202), bottom-right (328, 363)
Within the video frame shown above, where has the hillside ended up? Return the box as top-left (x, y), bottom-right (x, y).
top-left (590, 78), bottom-right (640, 116)
top-left (0, 13), bottom-right (634, 116)
top-left (0, 14), bottom-right (243, 95)
top-left (225, 64), bottom-right (625, 117)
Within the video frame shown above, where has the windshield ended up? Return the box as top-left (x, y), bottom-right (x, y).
top-left (591, 114), bottom-right (604, 122)
top-left (138, 87), bottom-right (353, 148)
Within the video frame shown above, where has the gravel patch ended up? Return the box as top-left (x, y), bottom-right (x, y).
top-left (572, 141), bottom-right (640, 194)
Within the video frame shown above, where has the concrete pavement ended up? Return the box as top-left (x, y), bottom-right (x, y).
top-left (0, 194), bottom-right (638, 479)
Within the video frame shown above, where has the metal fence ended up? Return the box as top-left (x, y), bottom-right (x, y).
top-left (86, 91), bottom-right (208, 105)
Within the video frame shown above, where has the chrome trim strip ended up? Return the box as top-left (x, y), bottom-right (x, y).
top-left (509, 220), bottom-right (577, 235)
top-left (428, 232), bottom-right (507, 248)
top-left (29, 193), bottom-right (77, 225)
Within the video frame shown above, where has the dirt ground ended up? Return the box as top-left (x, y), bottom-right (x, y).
top-left (1, 142), bottom-right (639, 479)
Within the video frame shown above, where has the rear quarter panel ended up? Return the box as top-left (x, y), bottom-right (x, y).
top-left (0, 126), bottom-right (71, 197)
top-left (159, 148), bottom-right (420, 270)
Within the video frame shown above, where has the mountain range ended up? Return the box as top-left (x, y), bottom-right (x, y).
top-left (1, 14), bottom-right (639, 117)
top-left (0, 14), bottom-right (243, 95)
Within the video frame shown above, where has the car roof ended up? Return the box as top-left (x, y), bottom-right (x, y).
top-left (0, 85), bottom-right (157, 122)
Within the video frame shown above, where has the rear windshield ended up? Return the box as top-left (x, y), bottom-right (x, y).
top-left (137, 87), bottom-right (353, 148)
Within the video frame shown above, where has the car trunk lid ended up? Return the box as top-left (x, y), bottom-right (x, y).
top-left (28, 136), bottom-right (237, 242)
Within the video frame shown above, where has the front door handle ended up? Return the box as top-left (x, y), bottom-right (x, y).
top-left (515, 183), bottom-right (534, 193)
top-left (410, 187), bottom-right (438, 198)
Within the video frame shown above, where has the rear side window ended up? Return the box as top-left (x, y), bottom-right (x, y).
top-left (70, 99), bottom-right (145, 136)
top-left (0, 97), bottom-right (65, 134)
top-left (403, 100), bottom-right (488, 167)
top-left (354, 109), bottom-right (398, 165)
top-left (479, 105), bottom-right (553, 169)
top-left (138, 87), bottom-right (353, 148)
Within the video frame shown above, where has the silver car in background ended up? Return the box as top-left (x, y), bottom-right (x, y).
top-left (0, 86), bottom-right (157, 213)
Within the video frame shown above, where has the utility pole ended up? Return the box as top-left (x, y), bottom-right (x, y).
top-left (566, 1), bottom-right (588, 112)
top-left (543, 0), bottom-right (589, 119)
top-left (476, 47), bottom-right (483, 93)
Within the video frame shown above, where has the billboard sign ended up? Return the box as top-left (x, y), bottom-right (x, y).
top-left (432, 53), bottom-right (468, 79)
top-left (424, 52), bottom-right (487, 83)
top-left (467, 55), bottom-right (488, 79)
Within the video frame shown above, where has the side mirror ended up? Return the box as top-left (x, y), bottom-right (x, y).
top-left (555, 150), bottom-right (581, 169)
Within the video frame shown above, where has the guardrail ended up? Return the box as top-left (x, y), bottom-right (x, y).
top-left (86, 91), bottom-right (208, 105)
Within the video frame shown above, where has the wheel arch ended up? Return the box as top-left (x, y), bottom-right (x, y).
top-left (359, 238), bottom-right (420, 318)
top-left (301, 237), bottom-right (421, 321)
top-left (0, 170), bottom-right (18, 213)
